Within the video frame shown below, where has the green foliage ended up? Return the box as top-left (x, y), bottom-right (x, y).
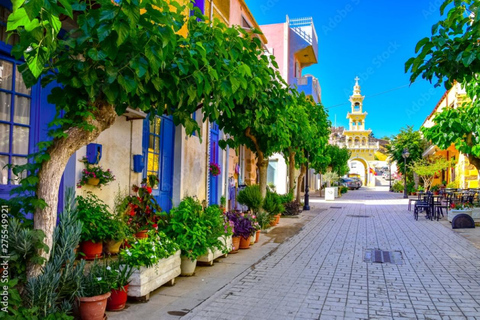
top-left (392, 180), bottom-right (404, 192)
top-left (124, 175), bottom-right (164, 233)
top-left (446, 181), bottom-right (459, 188)
top-left (7, 218), bottom-right (48, 284)
top-left (430, 184), bottom-right (441, 192)
top-left (410, 157), bottom-right (452, 190)
top-left (165, 197), bottom-right (211, 261)
top-left (106, 258), bottom-right (134, 290)
top-left (24, 191), bottom-right (85, 317)
top-left (385, 126), bottom-right (427, 175)
top-left (279, 191), bottom-right (294, 204)
top-left (220, 196), bottom-right (226, 207)
top-left (119, 231), bottom-right (179, 269)
top-left (255, 211), bottom-right (273, 230)
top-left (340, 186), bottom-right (348, 194)
top-left (322, 172), bottom-right (339, 187)
top-left (80, 260), bottom-right (114, 297)
top-left (76, 193), bottom-right (112, 243)
top-left (262, 191), bottom-right (284, 215)
top-left (314, 145), bottom-right (350, 176)
top-left (237, 185), bottom-right (263, 213)
top-left (406, 0), bottom-right (480, 168)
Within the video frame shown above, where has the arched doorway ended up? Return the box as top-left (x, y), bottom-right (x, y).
top-left (349, 158), bottom-right (369, 186)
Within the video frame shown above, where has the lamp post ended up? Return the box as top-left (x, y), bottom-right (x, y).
top-left (303, 151), bottom-right (310, 211)
top-left (402, 148), bottom-right (410, 199)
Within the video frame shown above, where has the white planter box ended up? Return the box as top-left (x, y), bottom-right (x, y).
top-left (325, 187), bottom-right (336, 201)
top-left (448, 209), bottom-right (473, 222)
top-left (127, 250), bottom-right (181, 300)
top-left (197, 236), bottom-right (232, 265)
top-left (472, 208), bottom-right (480, 222)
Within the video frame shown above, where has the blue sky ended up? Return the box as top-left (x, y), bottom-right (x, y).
top-left (244, 0), bottom-right (447, 138)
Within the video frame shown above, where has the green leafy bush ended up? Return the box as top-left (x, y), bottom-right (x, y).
top-left (340, 186), bottom-right (348, 194)
top-left (76, 193), bottom-right (112, 243)
top-left (203, 205), bottom-right (232, 253)
top-left (255, 211), bottom-right (273, 229)
top-left (237, 185), bottom-right (263, 212)
top-left (278, 191), bottom-right (294, 204)
top-left (262, 191), bottom-right (284, 215)
top-left (165, 197), bottom-right (211, 261)
top-left (119, 231), bottom-right (179, 268)
top-left (392, 180), bottom-right (404, 192)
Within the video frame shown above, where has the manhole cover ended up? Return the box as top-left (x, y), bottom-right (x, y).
top-left (346, 215), bottom-right (371, 218)
top-left (364, 249), bottom-right (403, 265)
top-left (330, 206), bottom-right (342, 209)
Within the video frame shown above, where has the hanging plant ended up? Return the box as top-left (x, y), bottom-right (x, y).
top-left (209, 162), bottom-right (221, 177)
top-left (77, 158), bottom-right (115, 188)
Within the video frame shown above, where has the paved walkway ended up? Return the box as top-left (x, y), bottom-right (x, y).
top-left (183, 187), bottom-right (480, 320)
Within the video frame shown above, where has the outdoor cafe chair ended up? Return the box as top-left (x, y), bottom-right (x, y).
top-left (414, 192), bottom-right (434, 221)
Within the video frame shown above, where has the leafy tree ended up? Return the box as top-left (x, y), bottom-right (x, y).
top-left (406, 0), bottom-right (480, 169)
top-left (410, 157), bottom-right (452, 191)
top-left (384, 126), bottom-right (427, 175)
top-left (313, 145), bottom-right (350, 177)
top-left (7, 0), bottom-right (290, 274)
top-left (282, 92), bottom-right (330, 202)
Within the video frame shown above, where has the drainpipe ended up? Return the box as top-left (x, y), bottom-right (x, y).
top-left (129, 120), bottom-right (133, 190)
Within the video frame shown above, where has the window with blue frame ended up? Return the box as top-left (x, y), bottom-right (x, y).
top-left (146, 116), bottom-right (162, 189)
top-left (0, 57), bottom-right (32, 185)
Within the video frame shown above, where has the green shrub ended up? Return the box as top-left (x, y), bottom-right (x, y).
top-left (392, 180), bottom-right (404, 192)
top-left (262, 191), bottom-right (284, 215)
top-left (255, 211), bottom-right (274, 229)
top-left (237, 185), bottom-right (263, 212)
top-left (340, 186), bottom-right (348, 194)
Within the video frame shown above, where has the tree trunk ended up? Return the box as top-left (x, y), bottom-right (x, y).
top-left (29, 101), bottom-right (117, 279)
top-left (467, 154), bottom-right (480, 172)
top-left (296, 164), bottom-right (306, 204)
top-left (288, 150), bottom-right (296, 194)
top-left (257, 152), bottom-right (268, 199)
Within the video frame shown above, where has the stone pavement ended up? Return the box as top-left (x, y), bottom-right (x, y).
top-left (182, 187), bottom-right (480, 320)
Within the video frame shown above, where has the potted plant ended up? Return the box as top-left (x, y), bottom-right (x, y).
top-left (118, 230), bottom-right (180, 300)
top-left (165, 197), bottom-right (211, 276)
top-left (76, 193), bottom-right (112, 259)
top-left (77, 157), bottom-right (115, 188)
top-left (262, 190), bottom-right (284, 225)
top-left (220, 196), bottom-right (227, 213)
top-left (197, 205), bottom-right (233, 265)
top-left (124, 175), bottom-right (163, 238)
top-left (430, 184), bottom-right (440, 195)
top-left (237, 185), bottom-right (263, 213)
top-left (449, 202), bottom-right (473, 222)
top-left (77, 260), bottom-right (114, 320)
top-left (227, 212), bottom-right (255, 249)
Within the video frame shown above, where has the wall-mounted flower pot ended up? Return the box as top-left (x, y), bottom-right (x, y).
top-left (87, 178), bottom-right (100, 186)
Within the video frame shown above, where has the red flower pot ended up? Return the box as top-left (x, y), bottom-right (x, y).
top-left (107, 285), bottom-right (129, 311)
top-left (80, 240), bottom-right (103, 260)
top-left (135, 230), bottom-right (148, 239)
top-left (239, 236), bottom-right (251, 249)
top-left (78, 291), bottom-right (111, 320)
top-left (275, 214), bottom-right (281, 225)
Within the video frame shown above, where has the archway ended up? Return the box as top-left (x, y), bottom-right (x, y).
top-left (348, 157), bottom-right (370, 186)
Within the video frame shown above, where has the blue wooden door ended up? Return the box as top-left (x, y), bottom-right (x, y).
top-left (209, 123), bottom-right (220, 205)
top-left (144, 115), bottom-right (175, 213)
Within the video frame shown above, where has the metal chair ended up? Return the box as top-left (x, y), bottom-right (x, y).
top-left (414, 192), bottom-right (434, 221)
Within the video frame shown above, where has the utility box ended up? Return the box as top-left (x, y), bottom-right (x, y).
top-left (86, 143), bottom-right (102, 164)
top-left (325, 187), bottom-right (336, 201)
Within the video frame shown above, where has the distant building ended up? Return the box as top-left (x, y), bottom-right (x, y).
top-left (261, 16), bottom-right (320, 194)
top-left (329, 78), bottom-right (380, 187)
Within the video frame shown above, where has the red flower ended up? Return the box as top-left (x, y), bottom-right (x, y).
top-left (129, 209), bottom-right (135, 216)
top-left (146, 187), bottom-right (152, 194)
top-left (152, 224), bottom-right (158, 229)
top-left (132, 185), bottom-right (139, 192)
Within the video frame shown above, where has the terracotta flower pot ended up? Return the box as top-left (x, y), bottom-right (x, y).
top-left (239, 236), bottom-right (251, 249)
top-left (87, 177), bottom-right (100, 186)
top-left (107, 285), bottom-right (129, 311)
top-left (80, 240), bottom-right (103, 260)
top-left (275, 214), bottom-right (281, 225)
top-left (255, 230), bottom-right (260, 243)
top-left (78, 291), bottom-right (111, 320)
top-left (135, 230), bottom-right (148, 239)
top-left (231, 236), bottom-right (240, 252)
top-left (104, 240), bottom-right (123, 255)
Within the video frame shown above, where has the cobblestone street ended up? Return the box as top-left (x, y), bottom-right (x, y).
top-left (183, 187), bottom-right (480, 320)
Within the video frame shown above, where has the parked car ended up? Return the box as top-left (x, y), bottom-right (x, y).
top-left (339, 178), bottom-right (360, 190)
top-left (350, 177), bottom-right (362, 188)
